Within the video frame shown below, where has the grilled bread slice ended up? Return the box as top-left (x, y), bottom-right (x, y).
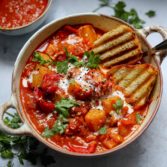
top-left (108, 64), bottom-right (158, 108)
top-left (92, 25), bottom-right (143, 68)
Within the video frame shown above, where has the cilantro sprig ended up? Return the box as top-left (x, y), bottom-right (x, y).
top-left (94, 0), bottom-right (156, 29)
top-left (136, 113), bottom-right (143, 125)
top-left (55, 98), bottom-right (78, 117)
top-left (113, 99), bottom-right (123, 114)
top-left (56, 48), bottom-right (100, 74)
top-left (42, 98), bottom-right (78, 138)
top-left (99, 126), bottom-right (107, 135)
top-left (32, 52), bottom-right (51, 65)
top-left (0, 112), bottom-right (55, 167)
top-left (42, 114), bottom-right (68, 138)
top-left (84, 51), bottom-right (101, 68)
top-left (146, 10), bottom-right (156, 18)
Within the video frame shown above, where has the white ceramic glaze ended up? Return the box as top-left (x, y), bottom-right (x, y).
top-left (0, 13), bottom-right (167, 156)
top-left (0, 0), bottom-right (52, 36)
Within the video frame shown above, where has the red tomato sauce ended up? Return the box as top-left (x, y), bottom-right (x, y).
top-left (0, 0), bottom-right (48, 29)
top-left (20, 24), bottom-right (148, 154)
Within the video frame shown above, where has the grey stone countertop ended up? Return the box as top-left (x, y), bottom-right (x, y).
top-left (0, 0), bottom-right (167, 166)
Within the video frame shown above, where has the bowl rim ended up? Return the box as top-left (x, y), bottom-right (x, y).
top-left (0, 0), bottom-right (52, 31)
top-left (12, 12), bottom-right (162, 157)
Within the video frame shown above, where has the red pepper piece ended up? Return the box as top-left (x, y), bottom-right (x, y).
top-left (64, 25), bottom-right (78, 34)
top-left (67, 141), bottom-right (97, 153)
top-left (41, 72), bottom-right (61, 94)
top-left (34, 87), bottom-right (55, 113)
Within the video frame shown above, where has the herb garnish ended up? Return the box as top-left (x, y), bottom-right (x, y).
top-left (84, 51), bottom-right (101, 68)
top-left (32, 52), bottom-right (51, 65)
top-left (113, 99), bottom-right (123, 114)
top-left (43, 98), bottom-right (78, 138)
top-left (55, 98), bottom-right (78, 117)
top-left (56, 60), bottom-right (68, 74)
top-left (136, 113), bottom-right (143, 124)
top-left (56, 49), bottom-right (100, 74)
top-left (42, 114), bottom-right (68, 138)
top-left (94, 0), bottom-right (156, 28)
top-left (0, 112), bottom-right (55, 166)
top-left (146, 10), bottom-right (156, 18)
top-left (99, 126), bottom-right (107, 135)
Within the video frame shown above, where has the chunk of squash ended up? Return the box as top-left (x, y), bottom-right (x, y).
top-left (32, 65), bottom-right (51, 87)
top-left (78, 25), bottom-right (97, 44)
top-left (102, 96), bottom-right (122, 114)
top-left (85, 109), bottom-right (106, 131)
top-left (45, 43), bottom-right (56, 57)
top-left (39, 52), bottom-right (52, 62)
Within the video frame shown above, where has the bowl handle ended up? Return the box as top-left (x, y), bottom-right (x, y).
top-left (138, 25), bottom-right (167, 64)
top-left (0, 95), bottom-right (32, 135)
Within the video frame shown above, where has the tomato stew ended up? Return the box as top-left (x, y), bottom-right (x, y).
top-left (20, 25), bottom-right (148, 153)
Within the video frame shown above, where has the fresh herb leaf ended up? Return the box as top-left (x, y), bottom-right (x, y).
top-left (4, 113), bottom-right (22, 129)
top-left (136, 113), bottom-right (143, 124)
top-left (55, 98), bottom-right (78, 117)
top-left (65, 48), bottom-right (85, 67)
top-left (56, 60), bottom-right (68, 74)
top-left (146, 10), bottom-right (156, 18)
top-left (1, 149), bottom-right (14, 159)
top-left (94, 0), bottom-right (149, 29)
top-left (1, 112), bottom-right (55, 167)
top-left (7, 160), bottom-right (13, 167)
top-left (99, 0), bottom-right (109, 7)
top-left (42, 127), bottom-right (55, 138)
top-left (113, 99), bottom-right (123, 114)
top-left (32, 52), bottom-right (51, 65)
top-left (84, 51), bottom-right (100, 68)
top-left (42, 114), bottom-right (68, 138)
top-left (99, 126), bottom-right (107, 134)
top-left (113, 1), bottom-right (145, 29)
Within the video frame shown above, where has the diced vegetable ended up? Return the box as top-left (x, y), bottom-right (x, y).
top-left (85, 109), bottom-right (106, 131)
top-left (32, 65), bottom-right (51, 87)
top-left (33, 52), bottom-right (52, 65)
top-left (102, 96), bottom-right (121, 114)
top-left (121, 112), bottom-right (136, 125)
top-left (67, 141), bottom-right (97, 153)
top-left (68, 81), bottom-right (92, 100)
top-left (102, 139), bottom-right (117, 149)
top-left (78, 25), bottom-right (97, 44)
top-left (45, 43), bottom-right (56, 57)
top-left (118, 123), bottom-right (131, 137)
top-left (64, 25), bottom-right (78, 34)
top-left (109, 132), bottom-right (123, 144)
top-left (41, 72), bottom-right (61, 93)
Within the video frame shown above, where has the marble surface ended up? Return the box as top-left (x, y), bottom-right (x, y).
top-left (0, 0), bottom-right (167, 166)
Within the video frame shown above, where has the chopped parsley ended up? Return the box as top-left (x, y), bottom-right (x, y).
top-left (55, 98), bottom-right (78, 117)
top-left (113, 99), bottom-right (123, 114)
top-left (42, 114), bottom-right (68, 138)
top-left (84, 51), bottom-right (101, 68)
top-left (32, 52), bottom-right (51, 65)
top-left (43, 98), bottom-right (78, 138)
top-left (145, 10), bottom-right (156, 18)
top-left (56, 60), bottom-right (68, 74)
top-left (99, 126), bottom-right (107, 135)
top-left (136, 113), bottom-right (143, 124)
